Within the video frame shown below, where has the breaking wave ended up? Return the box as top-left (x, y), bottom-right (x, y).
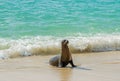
top-left (0, 35), bottom-right (120, 59)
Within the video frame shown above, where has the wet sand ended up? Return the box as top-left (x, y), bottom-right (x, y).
top-left (0, 51), bottom-right (120, 81)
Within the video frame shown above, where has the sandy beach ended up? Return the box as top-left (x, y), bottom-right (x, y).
top-left (0, 51), bottom-right (120, 81)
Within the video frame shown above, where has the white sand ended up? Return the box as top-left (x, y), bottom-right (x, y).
top-left (0, 51), bottom-right (120, 81)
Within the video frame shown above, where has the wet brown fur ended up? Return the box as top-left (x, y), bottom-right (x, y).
top-left (61, 40), bottom-right (72, 62)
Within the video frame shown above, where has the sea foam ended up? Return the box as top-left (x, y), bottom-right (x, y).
top-left (0, 35), bottom-right (120, 59)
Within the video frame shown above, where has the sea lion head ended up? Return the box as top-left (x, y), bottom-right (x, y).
top-left (62, 39), bottom-right (69, 46)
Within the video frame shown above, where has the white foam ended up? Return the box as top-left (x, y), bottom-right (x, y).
top-left (70, 35), bottom-right (120, 52)
top-left (0, 35), bottom-right (120, 59)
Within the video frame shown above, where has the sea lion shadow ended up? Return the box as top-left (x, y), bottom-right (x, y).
top-left (73, 66), bottom-right (92, 70)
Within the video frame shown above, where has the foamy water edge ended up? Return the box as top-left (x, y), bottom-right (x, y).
top-left (0, 35), bottom-right (120, 59)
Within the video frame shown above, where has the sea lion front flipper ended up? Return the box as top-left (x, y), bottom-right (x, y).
top-left (69, 60), bottom-right (77, 67)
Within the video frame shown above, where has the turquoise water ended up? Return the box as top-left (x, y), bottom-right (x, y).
top-left (0, 0), bottom-right (120, 58)
top-left (0, 0), bottom-right (120, 38)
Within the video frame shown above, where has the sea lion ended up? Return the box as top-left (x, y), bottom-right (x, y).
top-left (49, 40), bottom-right (76, 67)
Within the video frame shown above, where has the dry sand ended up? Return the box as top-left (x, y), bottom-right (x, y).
top-left (0, 51), bottom-right (120, 81)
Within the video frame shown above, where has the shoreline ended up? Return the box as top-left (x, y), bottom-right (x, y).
top-left (0, 51), bottom-right (120, 81)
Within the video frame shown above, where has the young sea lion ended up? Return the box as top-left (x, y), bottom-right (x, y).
top-left (49, 40), bottom-right (76, 67)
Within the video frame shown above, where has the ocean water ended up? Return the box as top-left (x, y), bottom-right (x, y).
top-left (0, 0), bottom-right (120, 59)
